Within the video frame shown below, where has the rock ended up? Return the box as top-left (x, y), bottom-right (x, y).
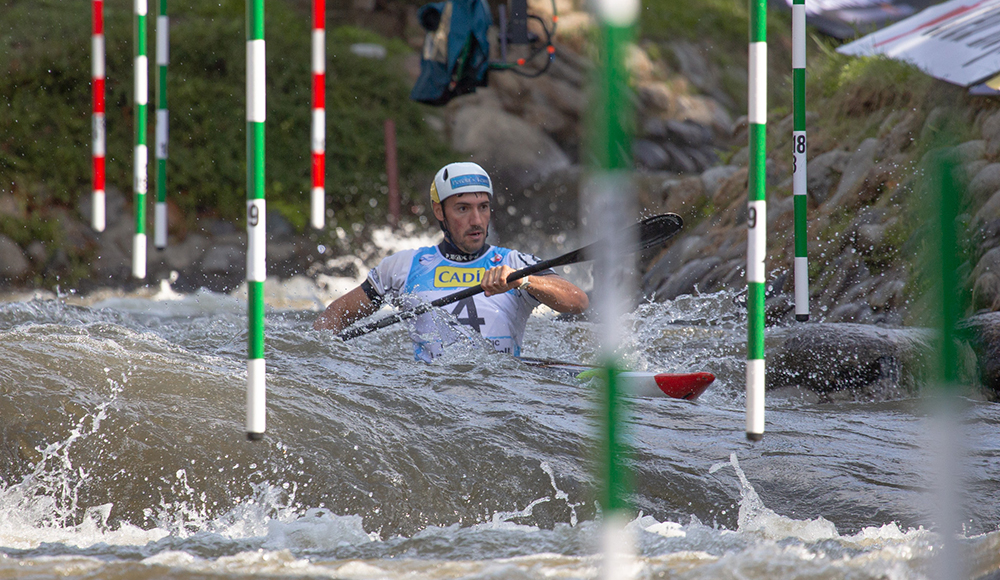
top-left (856, 222), bottom-right (890, 255)
top-left (675, 94), bottom-right (732, 133)
top-left (200, 243), bottom-right (244, 274)
top-left (0, 194), bottom-right (24, 219)
top-left (824, 138), bottom-right (879, 209)
top-left (826, 301), bottom-right (871, 323)
top-left (267, 211), bottom-right (295, 239)
top-left (730, 146), bottom-right (749, 167)
top-left (76, 185), bottom-right (127, 228)
top-left (814, 254), bottom-right (872, 315)
top-left (982, 110), bottom-right (1000, 155)
top-left (523, 98), bottom-right (573, 141)
top-left (664, 119), bottom-right (714, 147)
top-left (958, 312), bottom-right (1000, 396)
top-left (655, 256), bottom-right (722, 300)
top-left (641, 235), bottom-right (704, 297)
top-left (546, 45), bottom-right (589, 88)
top-left (920, 106), bottom-right (959, 142)
top-left (769, 323), bottom-right (934, 399)
top-left (767, 195), bottom-right (794, 229)
top-left (662, 142), bottom-right (699, 174)
top-left (626, 44), bottom-right (656, 83)
top-left (661, 176), bottom-right (705, 218)
top-left (701, 165), bottom-right (739, 198)
top-left (878, 110), bottom-right (919, 156)
top-left (956, 139), bottom-right (987, 162)
top-left (641, 117), bottom-right (670, 140)
top-left (634, 139), bottom-right (670, 170)
top-left (668, 40), bottom-right (734, 109)
top-left (687, 148), bottom-right (717, 172)
top-left (968, 163), bottom-right (1000, 205)
top-left (974, 189), bottom-right (1000, 225)
top-left (0, 236), bottom-right (30, 279)
top-left (712, 167), bottom-right (749, 210)
top-left (637, 82), bottom-right (675, 115)
top-left (806, 149), bottom-right (852, 206)
top-left (537, 76), bottom-right (587, 119)
top-left (162, 234), bottom-right (208, 272)
top-left (973, 271), bottom-right (1000, 312)
top-left (92, 236), bottom-right (130, 280)
top-left (868, 278), bottom-right (905, 311)
top-left (450, 105), bottom-right (570, 192)
top-left (25, 241), bottom-right (46, 264)
top-left (964, 159), bottom-right (989, 184)
top-left (973, 247), bottom-right (1000, 310)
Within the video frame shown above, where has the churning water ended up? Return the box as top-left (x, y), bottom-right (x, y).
top-left (0, 284), bottom-right (999, 579)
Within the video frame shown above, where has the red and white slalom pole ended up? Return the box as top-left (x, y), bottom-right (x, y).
top-left (92, 0), bottom-right (106, 232)
top-left (310, 0), bottom-right (325, 230)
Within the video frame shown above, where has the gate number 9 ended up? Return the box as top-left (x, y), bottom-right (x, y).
top-left (248, 203), bottom-right (260, 227)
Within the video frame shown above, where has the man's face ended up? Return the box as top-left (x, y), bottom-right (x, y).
top-left (433, 192), bottom-right (491, 254)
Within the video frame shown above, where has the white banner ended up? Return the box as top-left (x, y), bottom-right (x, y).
top-left (838, 0), bottom-right (1000, 86)
top-left (781, 0), bottom-right (922, 38)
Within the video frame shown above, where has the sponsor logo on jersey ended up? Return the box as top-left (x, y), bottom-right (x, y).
top-left (490, 254), bottom-right (502, 264)
top-left (435, 266), bottom-right (485, 287)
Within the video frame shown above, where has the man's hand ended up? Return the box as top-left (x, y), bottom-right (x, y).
top-left (481, 265), bottom-right (589, 315)
top-left (481, 265), bottom-right (523, 297)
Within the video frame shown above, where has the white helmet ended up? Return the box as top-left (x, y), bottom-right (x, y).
top-left (430, 162), bottom-right (493, 204)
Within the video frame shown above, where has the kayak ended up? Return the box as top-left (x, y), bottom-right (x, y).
top-left (520, 357), bottom-right (714, 400)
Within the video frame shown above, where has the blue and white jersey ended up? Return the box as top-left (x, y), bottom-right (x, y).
top-left (366, 245), bottom-right (551, 362)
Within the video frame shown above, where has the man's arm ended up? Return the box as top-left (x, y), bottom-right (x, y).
top-left (481, 265), bottom-right (589, 315)
top-left (313, 285), bottom-right (379, 332)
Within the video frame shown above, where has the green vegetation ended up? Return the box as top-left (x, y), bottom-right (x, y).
top-left (0, 0), bottom-right (453, 236)
top-left (638, 0), bottom-right (793, 112)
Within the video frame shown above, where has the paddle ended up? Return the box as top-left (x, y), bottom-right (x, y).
top-left (338, 213), bottom-right (683, 341)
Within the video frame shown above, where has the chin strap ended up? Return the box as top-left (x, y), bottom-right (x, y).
top-left (438, 238), bottom-right (490, 262)
top-left (437, 214), bottom-right (490, 262)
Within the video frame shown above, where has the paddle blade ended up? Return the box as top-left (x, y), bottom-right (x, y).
top-left (573, 212), bottom-right (682, 264)
top-left (635, 213), bottom-right (684, 251)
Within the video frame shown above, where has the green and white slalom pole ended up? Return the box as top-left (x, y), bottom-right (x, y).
top-left (92, 0), bottom-right (106, 233)
top-left (746, 0), bottom-right (767, 441)
top-left (246, 0), bottom-right (267, 441)
top-left (134, 0), bottom-right (149, 279)
top-left (154, 0), bottom-right (169, 250)
top-left (792, 0), bottom-right (808, 322)
top-left (588, 0), bottom-right (638, 575)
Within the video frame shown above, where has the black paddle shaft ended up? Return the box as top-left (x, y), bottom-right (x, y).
top-left (338, 213), bottom-right (683, 340)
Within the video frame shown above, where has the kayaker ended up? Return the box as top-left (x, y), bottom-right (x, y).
top-left (313, 161), bottom-right (589, 361)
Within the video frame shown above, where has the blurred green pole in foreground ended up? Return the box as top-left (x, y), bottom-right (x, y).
top-left (587, 0), bottom-right (637, 577)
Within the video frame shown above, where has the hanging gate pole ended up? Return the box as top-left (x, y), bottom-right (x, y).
top-left (92, 0), bottom-right (106, 233)
top-left (310, 0), bottom-right (326, 230)
top-left (746, 0), bottom-right (767, 441)
top-left (154, 0), bottom-right (169, 250)
top-left (792, 0), bottom-right (809, 321)
top-left (246, 0), bottom-right (268, 440)
top-left (133, 0), bottom-right (149, 278)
